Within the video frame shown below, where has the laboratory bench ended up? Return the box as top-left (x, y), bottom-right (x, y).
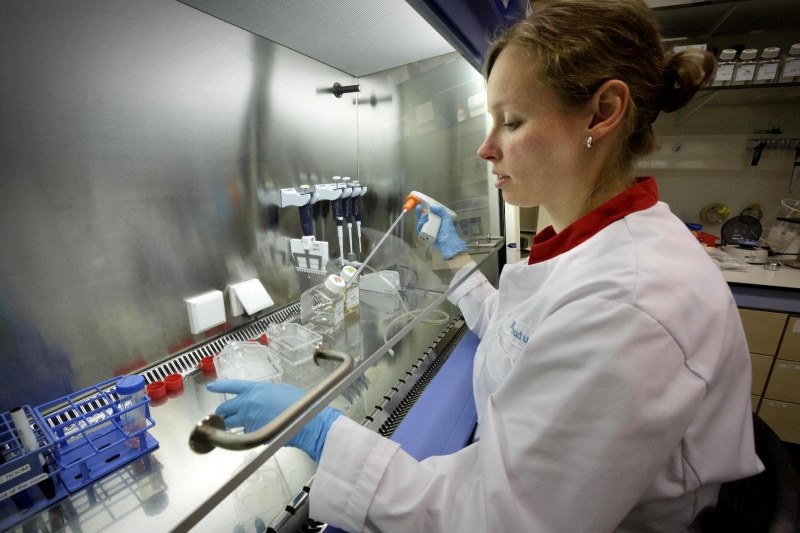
top-left (723, 262), bottom-right (800, 446)
top-left (2, 243), bottom-right (503, 533)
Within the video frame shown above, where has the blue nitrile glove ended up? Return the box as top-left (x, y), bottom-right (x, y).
top-left (416, 204), bottom-right (468, 260)
top-left (206, 380), bottom-right (343, 462)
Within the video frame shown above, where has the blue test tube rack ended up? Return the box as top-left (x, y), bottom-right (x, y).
top-left (34, 376), bottom-right (159, 493)
top-left (0, 405), bottom-right (68, 531)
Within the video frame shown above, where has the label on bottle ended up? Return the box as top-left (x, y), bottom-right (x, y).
top-left (334, 300), bottom-right (344, 325)
top-left (756, 63), bottom-right (779, 81)
top-left (785, 59), bottom-right (800, 77)
top-left (714, 64), bottom-right (734, 82)
top-left (345, 287), bottom-right (359, 309)
top-left (734, 64), bottom-right (756, 82)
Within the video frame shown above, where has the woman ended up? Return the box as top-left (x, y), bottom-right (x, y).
top-left (209, 1), bottom-right (762, 530)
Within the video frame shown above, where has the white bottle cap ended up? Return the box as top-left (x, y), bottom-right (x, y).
top-left (340, 265), bottom-right (357, 282)
top-left (761, 47), bottom-right (780, 59)
top-left (325, 275), bottom-right (346, 294)
top-left (719, 49), bottom-right (737, 61)
top-left (740, 49), bottom-right (758, 61)
top-left (789, 44), bottom-right (800, 56)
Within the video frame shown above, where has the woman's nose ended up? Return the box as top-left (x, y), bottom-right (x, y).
top-left (477, 134), bottom-right (499, 161)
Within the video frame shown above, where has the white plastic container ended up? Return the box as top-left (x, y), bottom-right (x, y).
top-left (300, 274), bottom-right (345, 334)
top-left (214, 342), bottom-right (284, 400)
top-left (732, 49), bottom-right (758, 86)
top-left (778, 44), bottom-right (800, 83)
top-left (339, 265), bottom-right (360, 316)
top-left (754, 47), bottom-right (781, 85)
top-left (711, 49), bottom-right (738, 87)
top-left (115, 375), bottom-right (147, 448)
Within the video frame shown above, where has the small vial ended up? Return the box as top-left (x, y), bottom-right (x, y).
top-left (754, 47), bottom-right (781, 85)
top-left (300, 275), bottom-right (345, 334)
top-left (340, 265), bottom-right (360, 316)
top-left (711, 49), bottom-right (738, 87)
top-left (116, 375), bottom-right (147, 448)
top-left (778, 43), bottom-right (800, 83)
top-left (732, 49), bottom-right (759, 86)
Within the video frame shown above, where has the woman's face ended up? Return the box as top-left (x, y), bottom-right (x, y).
top-left (477, 46), bottom-right (588, 209)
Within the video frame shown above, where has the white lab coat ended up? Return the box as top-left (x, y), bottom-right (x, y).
top-left (311, 201), bottom-right (762, 532)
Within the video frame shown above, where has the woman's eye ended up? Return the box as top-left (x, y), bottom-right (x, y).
top-left (503, 121), bottom-right (520, 130)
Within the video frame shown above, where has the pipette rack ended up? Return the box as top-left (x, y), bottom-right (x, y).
top-left (0, 405), bottom-right (68, 531)
top-left (34, 376), bottom-right (159, 492)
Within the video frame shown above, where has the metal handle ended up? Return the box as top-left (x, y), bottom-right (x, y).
top-left (189, 348), bottom-right (354, 454)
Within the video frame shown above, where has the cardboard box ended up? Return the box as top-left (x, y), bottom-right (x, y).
top-left (739, 309), bottom-right (788, 356)
top-left (758, 399), bottom-right (800, 444)
top-left (777, 316), bottom-right (800, 362)
top-left (750, 353), bottom-right (774, 396)
top-left (764, 360), bottom-right (800, 404)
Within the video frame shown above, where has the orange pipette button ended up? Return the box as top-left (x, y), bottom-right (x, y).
top-left (403, 194), bottom-right (420, 212)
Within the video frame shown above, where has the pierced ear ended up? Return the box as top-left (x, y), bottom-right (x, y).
top-left (587, 80), bottom-right (630, 142)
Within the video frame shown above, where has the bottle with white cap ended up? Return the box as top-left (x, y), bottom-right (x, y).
top-left (778, 43), bottom-right (800, 83)
top-left (339, 265), bottom-right (360, 316)
top-left (711, 49), bottom-right (738, 87)
top-left (300, 274), bottom-right (345, 334)
top-left (732, 49), bottom-right (759, 86)
top-left (754, 47), bottom-right (781, 85)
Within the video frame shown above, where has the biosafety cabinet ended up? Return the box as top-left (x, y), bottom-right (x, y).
top-left (0, 1), bottom-right (506, 531)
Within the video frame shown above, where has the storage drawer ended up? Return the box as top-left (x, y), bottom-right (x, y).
top-left (750, 353), bottom-right (773, 396)
top-left (764, 360), bottom-right (800, 404)
top-left (739, 309), bottom-right (788, 356)
top-left (777, 316), bottom-right (800, 362)
top-left (758, 400), bottom-right (800, 445)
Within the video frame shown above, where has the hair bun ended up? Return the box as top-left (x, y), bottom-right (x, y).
top-left (659, 50), bottom-right (716, 113)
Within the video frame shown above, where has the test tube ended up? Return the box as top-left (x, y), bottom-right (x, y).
top-left (115, 376), bottom-right (147, 448)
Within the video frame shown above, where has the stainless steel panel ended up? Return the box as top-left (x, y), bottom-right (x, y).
top-left (0, 0), bottom-right (358, 406)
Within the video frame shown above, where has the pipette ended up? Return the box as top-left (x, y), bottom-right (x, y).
top-left (346, 194), bottom-right (421, 285)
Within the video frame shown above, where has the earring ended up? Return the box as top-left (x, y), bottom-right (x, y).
top-left (586, 136), bottom-right (593, 148)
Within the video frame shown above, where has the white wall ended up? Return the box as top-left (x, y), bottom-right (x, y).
top-left (641, 100), bottom-right (800, 238)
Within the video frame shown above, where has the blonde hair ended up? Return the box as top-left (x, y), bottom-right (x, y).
top-left (484, 0), bottom-right (714, 175)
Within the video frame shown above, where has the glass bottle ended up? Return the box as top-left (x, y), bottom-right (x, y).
top-left (339, 265), bottom-right (360, 316)
top-left (778, 43), bottom-right (800, 83)
top-left (732, 49), bottom-right (759, 86)
top-left (711, 49), bottom-right (738, 87)
top-left (754, 47), bottom-right (781, 85)
top-left (116, 375), bottom-right (147, 448)
top-left (300, 274), bottom-right (345, 334)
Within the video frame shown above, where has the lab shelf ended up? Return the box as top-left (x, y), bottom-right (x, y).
top-left (6, 239), bottom-right (503, 533)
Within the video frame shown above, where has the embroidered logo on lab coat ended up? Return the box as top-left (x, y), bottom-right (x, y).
top-left (497, 314), bottom-right (531, 361)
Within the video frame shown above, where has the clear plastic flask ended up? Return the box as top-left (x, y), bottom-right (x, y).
top-left (711, 49), bottom-right (738, 87)
top-left (732, 49), bottom-right (759, 86)
top-left (754, 47), bottom-right (781, 85)
top-left (300, 274), bottom-right (345, 334)
top-left (778, 44), bottom-right (800, 83)
top-left (340, 265), bottom-right (360, 316)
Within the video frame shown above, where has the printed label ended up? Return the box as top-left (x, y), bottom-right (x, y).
top-left (0, 473), bottom-right (47, 501)
top-left (0, 463), bottom-right (31, 485)
top-left (300, 293), bottom-right (313, 323)
top-left (778, 363), bottom-right (800, 370)
top-left (334, 300), bottom-right (344, 325)
top-left (714, 64), bottom-right (734, 82)
top-left (734, 65), bottom-right (756, 82)
top-left (785, 60), bottom-right (800, 77)
top-left (345, 287), bottom-right (359, 309)
top-left (756, 63), bottom-right (779, 81)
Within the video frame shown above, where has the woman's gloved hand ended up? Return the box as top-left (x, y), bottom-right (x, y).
top-left (206, 380), bottom-right (343, 462)
top-left (416, 204), bottom-right (468, 260)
